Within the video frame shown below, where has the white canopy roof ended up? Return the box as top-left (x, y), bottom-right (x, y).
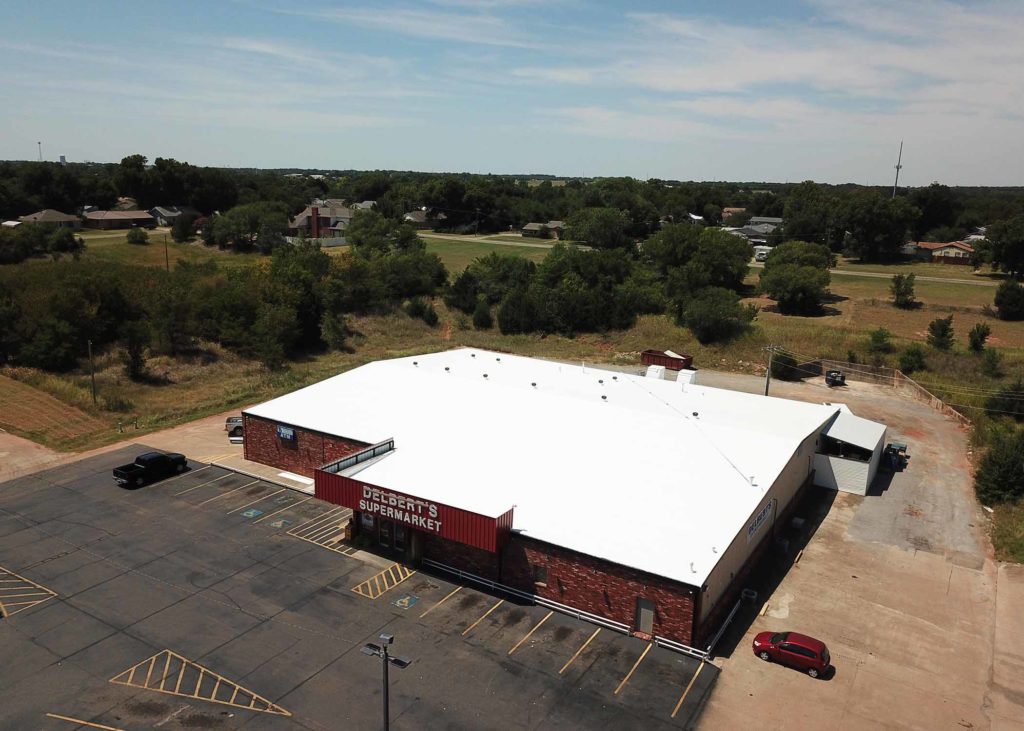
top-left (823, 404), bottom-right (887, 449)
top-left (246, 348), bottom-right (864, 585)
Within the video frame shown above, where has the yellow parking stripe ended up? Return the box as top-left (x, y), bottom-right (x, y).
top-left (420, 586), bottom-right (462, 618)
top-left (351, 563), bottom-right (416, 599)
top-left (671, 661), bottom-right (706, 718)
top-left (462, 599), bottom-right (504, 637)
top-left (560, 628), bottom-right (601, 674)
top-left (614, 643), bottom-right (652, 695)
top-left (110, 649), bottom-right (290, 716)
top-left (508, 611), bottom-right (553, 655)
top-left (45, 713), bottom-right (125, 730)
top-left (0, 565), bottom-right (57, 618)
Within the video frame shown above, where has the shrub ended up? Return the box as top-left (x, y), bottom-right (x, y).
top-left (890, 273), bottom-right (917, 308)
top-left (171, 214), bottom-right (197, 243)
top-left (867, 328), bottom-right (894, 354)
top-left (899, 344), bottom-right (927, 373)
top-left (472, 299), bottom-right (493, 329)
top-left (975, 424), bottom-right (1024, 504)
top-left (770, 351), bottom-right (803, 381)
top-left (680, 287), bottom-right (756, 344)
top-left (926, 315), bottom-right (954, 350)
top-left (994, 280), bottom-right (1024, 320)
top-left (968, 322), bottom-right (991, 352)
top-left (126, 227), bottom-right (149, 245)
top-left (985, 380), bottom-right (1024, 420)
top-left (982, 348), bottom-right (1003, 377)
top-left (405, 297), bottom-right (439, 327)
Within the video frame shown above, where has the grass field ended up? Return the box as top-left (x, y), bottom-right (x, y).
top-left (422, 236), bottom-right (551, 272)
top-left (835, 259), bottom-right (1005, 281)
top-left (992, 501), bottom-right (1024, 563)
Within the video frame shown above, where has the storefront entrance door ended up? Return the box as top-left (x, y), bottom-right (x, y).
top-left (379, 520), bottom-right (392, 548)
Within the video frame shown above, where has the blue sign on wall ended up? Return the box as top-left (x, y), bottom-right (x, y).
top-left (276, 425), bottom-right (296, 441)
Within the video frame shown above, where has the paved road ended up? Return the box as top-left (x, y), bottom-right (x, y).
top-left (421, 232), bottom-right (573, 250)
top-left (748, 261), bottom-right (998, 287)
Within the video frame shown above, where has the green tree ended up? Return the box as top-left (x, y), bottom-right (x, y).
top-left (445, 269), bottom-right (481, 313)
top-left (0, 283), bottom-right (21, 361)
top-left (782, 181), bottom-right (835, 247)
top-left (927, 315), bottom-right (954, 350)
top-left (171, 213), bottom-right (197, 243)
top-left (899, 343), bottom-right (927, 373)
top-left (909, 183), bottom-right (964, 241)
top-left (472, 298), bottom-right (493, 329)
top-left (759, 264), bottom-right (830, 315)
top-left (564, 207), bottom-right (631, 249)
top-left (497, 287), bottom-right (538, 334)
top-left (47, 227), bottom-right (85, 258)
top-left (120, 319), bottom-right (150, 380)
top-left (968, 322), bottom-right (991, 352)
top-left (837, 190), bottom-right (919, 261)
top-left (994, 280), bottom-right (1024, 320)
top-left (987, 214), bottom-right (1024, 278)
top-left (890, 273), bottom-right (917, 309)
top-left (982, 347), bottom-right (1003, 377)
top-left (680, 287), bottom-right (756, 344)
top-left (770, 351), bottom-right (803, 381)
top-left (764, 240), bottom-right (834, 270)
top-left (975, 424), bottom-right (1024, 504)
top-left (867, 328), bottom-right (894, 353)
top-left (126, 227), bottom-right (149, 245)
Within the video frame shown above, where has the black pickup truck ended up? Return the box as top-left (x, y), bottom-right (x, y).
top-left (113, 451), bottom-right (188, 487)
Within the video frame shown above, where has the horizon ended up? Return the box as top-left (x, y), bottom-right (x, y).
top-left (2, 1), bottom-right (1023, 186)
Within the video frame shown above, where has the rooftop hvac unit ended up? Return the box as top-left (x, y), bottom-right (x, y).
top-left (645, 365), bottom-right (666, 380)
top-left (678, 369), bottom-right (699, 386)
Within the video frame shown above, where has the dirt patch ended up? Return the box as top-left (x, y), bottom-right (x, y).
top-left (179, 713), bottom-right (226, 728)
top-left (124, 700), bottom-right (170, 716)
top-left (903, 505), bottom-right (924, 518)
top-left (503, 608), bottom-right (527, 626)
top-left (459, 594), bottom-right (482, 609)
top-left (553, 625), bottom-right (573, 642)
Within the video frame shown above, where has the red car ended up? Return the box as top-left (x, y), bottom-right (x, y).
top-left (752, 631), bottom-right (830, 678)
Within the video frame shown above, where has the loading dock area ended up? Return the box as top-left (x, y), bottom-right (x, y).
top-left (0, 446), bottom-right (716, 729)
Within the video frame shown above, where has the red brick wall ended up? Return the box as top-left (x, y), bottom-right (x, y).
top-left (242, 415), bottom-right (368, 477)
top-left (423, 533), bottom-right (697, 646)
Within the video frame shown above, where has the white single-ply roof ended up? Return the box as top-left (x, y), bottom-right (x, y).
top-left (823, 404), bottom-right (887, 449)
top-left (246, 348), bottom-right (857, 585)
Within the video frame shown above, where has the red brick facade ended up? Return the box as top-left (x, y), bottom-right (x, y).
top-left (420, 532), bottom-right (698, 645)
top-left (242, 414), bottom-right (368, 478)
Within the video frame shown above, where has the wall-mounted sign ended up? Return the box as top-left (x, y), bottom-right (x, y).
top-left (276, 425), bottom-right (296, 442)
top-left (746, 500), bottom-right (774, 543)
top-left (359, 485), bottom-right (443, 533)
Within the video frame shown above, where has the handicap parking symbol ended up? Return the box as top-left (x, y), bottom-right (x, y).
top-left (241, 508), bottom-right (263, 518)
top-left (392, 594), bottom-right (420, 610)
top-left (274, 495), bottom-right (292, 505)
top-left (269, 519), bottom-right (291, 529)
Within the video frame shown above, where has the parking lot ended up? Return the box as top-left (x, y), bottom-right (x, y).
top-left (0, 445), bottom-right (716, 730)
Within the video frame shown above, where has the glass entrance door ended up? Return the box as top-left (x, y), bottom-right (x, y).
top-left (379, 520), bottom-right (392, 548)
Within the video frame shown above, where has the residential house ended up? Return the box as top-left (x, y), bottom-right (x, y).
top-left (721, 207), bottom-right (746, 220)
top-left (18, 209), bottom-right (81, 229)
top-left (686, 213), bottom-right (704, 225)
top-left (83, 210), bottom-right (155, 229)
top-left (289, 202), bottom-right (354, 238)
top-left (521, 220), bottom-right (566, 239)
top-left (1, 220), bottom-right (21, 228)
top-left (351, 201), bottom-right (376, 211)
top-left (749, 216), bottom-right (783, 226)
top-left (403, 209), bottom-right (447, 229)
top-left (913, 240), bottom-right (975, 263)
top-left (148, 206), bottom-right (199, 226)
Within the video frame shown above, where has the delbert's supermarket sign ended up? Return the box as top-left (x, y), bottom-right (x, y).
top-left (359, 485), bottom-right (443, 533)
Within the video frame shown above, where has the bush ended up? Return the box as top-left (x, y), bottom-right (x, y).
top-left (968, 322), bottom-right (991, 352)
top-left (926, 315), bottom-right (954, 350)
top-left (975, 424), bottom-right (1024, 504)
top-left (770, 351), bottom-right (803, 381)
top-left (171, 214), bottom-right (197, 243)
top-left (680, 287), bottom-right (756, 344)
top-left (405, 297), bottom-right (439, 327)
top-left (126, 227), bottom-right (149, 245)
top-left (758, 264), bottom-right (830, 315)
top-left (994, 280), bottom-right (1024, 320)
top-left (982, 348), bottom-right (1003, 377)
top-left (899, 343), bottom-right (927, 373)
top-left (472, 298), bottom-right (493, 329)
top-left (890, 273), bottom-right (917, 308)
top-left (867, 328), bottom-right (894, 354)
top-left (985, 380), bottom-right (1024, 420)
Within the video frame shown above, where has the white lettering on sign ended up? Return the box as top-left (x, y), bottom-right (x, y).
top-left (358, 486), bottom-right (443, 534)
top-left (746, 500), bottom-right (774, 543)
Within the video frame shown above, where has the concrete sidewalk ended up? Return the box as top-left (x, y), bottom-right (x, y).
top-left (990, 563), bottom-right (1024, 730)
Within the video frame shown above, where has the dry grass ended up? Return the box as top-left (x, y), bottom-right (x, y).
top-left (836, 259), bottom-right (1006, 281)
top-left (0, 373), bottom-right (108, 447)
top-left (991, 501), bottom-right (1024, 563)
top-left (422, 237), bottom-right (551, 272)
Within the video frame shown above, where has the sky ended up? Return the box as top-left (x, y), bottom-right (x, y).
top-left (1, 0), bottom-right (1023, 185)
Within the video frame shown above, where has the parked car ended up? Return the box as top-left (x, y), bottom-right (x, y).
top-left (113, 451), bottom-right (188, 488)
top-left (225, 416), bottom-right (243, 439)
top-left (752, 631), bottom-right (830, 678)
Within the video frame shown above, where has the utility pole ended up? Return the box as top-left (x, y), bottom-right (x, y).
top-left (87, 339), bottom-right (97, 404)
top-left (37, 141), bottom-right (42, 162)
top-left (164, 234), bottom-right (169, 272)
top-left (763, 345), bottom-right (778, 396)
top-left (891, 140), bottom-right (903, 199)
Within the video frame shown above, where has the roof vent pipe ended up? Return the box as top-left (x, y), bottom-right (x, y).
top-left (690, 562), bottom-right (696, 573)
top-left (483, 373), bottom-right (488, 378)
top-left (692, 411), bottom-right (699, 417)
top-left (413, 361), bottom-right (418, 366)
top-left (531, 382), bottom-right (536, 387)
top-left (601, 395), bottom-right (607, 401)
top-left (445, 366), bottom-right (450, 371)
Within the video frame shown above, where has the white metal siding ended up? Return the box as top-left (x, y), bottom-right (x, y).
top-left (813, 454), bottom-right (869, 495)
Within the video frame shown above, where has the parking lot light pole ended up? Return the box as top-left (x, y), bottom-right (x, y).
top-left (361, 633), bottom-right (411, 731)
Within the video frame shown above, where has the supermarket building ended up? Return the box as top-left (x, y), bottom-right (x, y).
top-left (243, 348), bottom-right (886, 650)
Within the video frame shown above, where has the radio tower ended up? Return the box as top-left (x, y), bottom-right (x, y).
top-left (37, 141), bottom-right (42, 162)
top-left (891, 140), bottom-right (903, 198)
